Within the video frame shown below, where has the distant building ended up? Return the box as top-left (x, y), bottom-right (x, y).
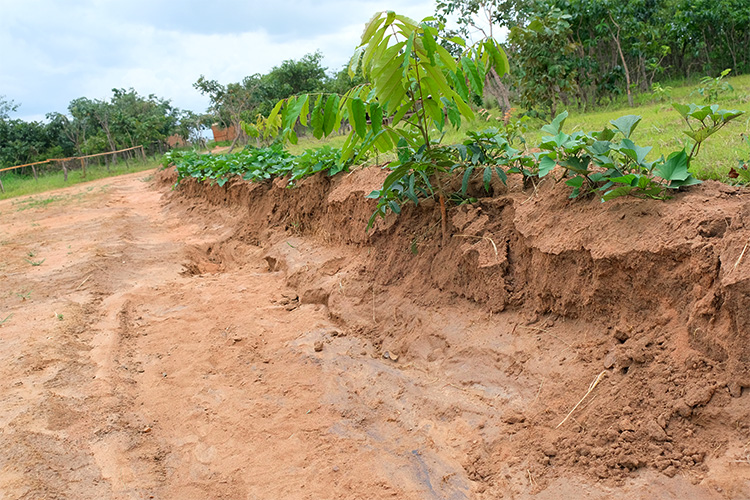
top-left (211, 123), bottom-right (237, 142)
top-left (166, 134), bottom-right (188, 148)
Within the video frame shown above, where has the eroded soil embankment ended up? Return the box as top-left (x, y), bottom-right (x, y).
top-left (164, 166), bottom-right (750, 494)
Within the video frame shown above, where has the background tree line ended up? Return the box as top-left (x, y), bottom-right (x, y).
top-left (0, 90), bottom-right (205, 169)
top-left (437, 0), bottom-right (750, 116)
top-left (0, 51), bottom-right (358, 168)
top-left (3, 0), bottom-right (748, 169)
top-left (193, 50), bottom-right (363, 151)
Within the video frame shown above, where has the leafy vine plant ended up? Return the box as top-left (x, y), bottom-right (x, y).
top-left (268, 11), bottom-right (509, 242)
top-left (526, 103), bottom-right (744, 201)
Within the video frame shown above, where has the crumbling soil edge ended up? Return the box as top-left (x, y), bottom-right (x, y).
top-left (158, 166), bottom-right (750, 490)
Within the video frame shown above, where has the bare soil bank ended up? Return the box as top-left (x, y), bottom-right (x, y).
top-left (0, 167), bottom-right (747, 498)
top-left (164, 166), bottom-right (750, 497)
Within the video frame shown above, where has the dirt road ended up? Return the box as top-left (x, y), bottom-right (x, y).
top-left (0, 172), bottom-right (746, 499)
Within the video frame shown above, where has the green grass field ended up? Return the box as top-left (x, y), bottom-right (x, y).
top-left (0, 157), bottom-right (161, 201)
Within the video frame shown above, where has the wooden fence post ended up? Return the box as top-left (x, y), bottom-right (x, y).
top-left (32, 165), bottom-right (38, 182)
top-left (62, 160), bottom-right (68, 182)
top-left (80, 157), bottom-right (86, 178)
top-left (0, 176), bottom-right (5, 193)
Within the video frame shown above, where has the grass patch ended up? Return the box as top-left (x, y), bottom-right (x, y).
top-left (0, 156), bottom-right (162, 201)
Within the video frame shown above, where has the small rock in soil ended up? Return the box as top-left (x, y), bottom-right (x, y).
top-left (313, 341), bottom-right (324, 352)
top-left (382, 351), bottom-right (399, 362)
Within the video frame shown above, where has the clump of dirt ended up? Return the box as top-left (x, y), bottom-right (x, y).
top-left (159, 166), bottom-right (750, 493)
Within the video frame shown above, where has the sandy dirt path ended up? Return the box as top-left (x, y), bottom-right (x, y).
top-left (0, 172), bottom-right (745, 499)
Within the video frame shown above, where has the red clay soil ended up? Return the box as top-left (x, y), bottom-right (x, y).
top-left (0, 167), bottom-right (748, 499)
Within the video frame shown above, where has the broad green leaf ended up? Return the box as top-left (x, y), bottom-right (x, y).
top-left (528, 18), bottom-right (544, 32)
top-left (449, 68), bottom-right (470, 102)
top-left (683, 126), bottom-right (715, 143)
top-left (553, 131), bottom-right (570, 147)
top-left (402, 31), bottom-right (416, 78)
top-left (322, 95), bottom-right (340, 137)
top-left (299, 94), bottom-right (310, 127)
top-left (593, 127), bottom-right (615, 141)
top-left (360, 26), bottom-right (388, 72)
top-left (539, 155), bottom-right (557, 177)
top-left (283, 95), bottom-right (308, 130)
top-left (602, 185), bottom-right (639, 201)
top-left (461, 57), bottom-right (483, 95)
top-left (483, 166), bottom-right (492, 191)
top-left (669, 174), bottom-right (702, 188)
top-left (340, 128), bottom-right (360, 162)
top-left (434, 44), bottom-right (458, 72)
top-left (565, 176), bottom-right (584, 198)
top-left (350, 98), bottom-right (367, 138)
top-left (541, 111), bottom-right (568, 135)
top-left (287, 128), bottom-right (298, 145)
top-left (370, 102), bottom-right (383, 134)
top-left (265, 99), bottom-right (284, 138)
top-left (494, 167), bottom-right (507, 185)
top-left (390, 101), bottom-right (413, 127)
top-left (618, 138), bottom-right (651, 165)
top-left (687, 104), bottom-right (712, 121)
top-left (454, 95), bottom-right (473, 121)
top-left (373, 129), bottom-right (393, 153)
top-left (560, 155), bottom-right (590, 174)
top-left (347, 47), bottom-right (365, 78)
top-left (483, 39), bottom-right (509, 77)
top-left (361, 12), bottom-right (386, 44)
top-left (423, 95), bottom-right (444, 130)
top-left (609, 174), bottom-right (638, 185)
top-left (423, 62), bottom-right (455, 100)
top-left (376, 63), bottom-right (407, 109)
top-left (310, 94), bottom-right (324, 139)
top-left (442, 97), bottom-right (461, 128)
top-left (385, 10), bottom-right (396, 27)
top-left (654, 149), bottom-right (689, 181)
top-left (370, 42), bottom-right (405, 81)
top-left (672, 103), bottom-right (690, 118)
top-left (610, 115), bottom-right (642, 138)
top-left (461, 166), bottom-right (474, 194)
top-left (422, 24), bottom-right (437, 63)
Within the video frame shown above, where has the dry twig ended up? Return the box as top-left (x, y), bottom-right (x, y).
top-left (556, 370), bottom-right (607, 429)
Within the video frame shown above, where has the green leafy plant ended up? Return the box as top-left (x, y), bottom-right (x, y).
top-left (522, 103), bottom-right (744, 200)
top-left (651, 82), bottom-right (673, 103)
top-left (270, 11), bottom-right (508, 240)
top-left (289, 146), bottom-right (358, 182)
top-left (0, 313), bottom-right (12, 325)
top-left (166, 144), bottom-right (357, 188)
top-left (240, 113), bottom-right (282, 147)
top-left (25, 257), bottom-right (45, 266)
top-left (696, 69), bottom-right (733, 103)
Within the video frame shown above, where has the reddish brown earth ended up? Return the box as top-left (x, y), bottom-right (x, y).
top-left (1, 167), bottom-right (749, 499)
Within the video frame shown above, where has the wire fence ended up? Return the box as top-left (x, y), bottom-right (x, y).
top-left (0, 145), bottom-right (148, 193)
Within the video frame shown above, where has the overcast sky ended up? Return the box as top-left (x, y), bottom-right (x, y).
top-left (1, 0), bottom-right (443, 122)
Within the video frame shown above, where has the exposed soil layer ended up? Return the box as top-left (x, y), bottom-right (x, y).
top-left (0, 168), bottom-right (748, 498)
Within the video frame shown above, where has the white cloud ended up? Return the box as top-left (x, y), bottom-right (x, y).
top-left (1, 0), bottom-right (436, 121)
